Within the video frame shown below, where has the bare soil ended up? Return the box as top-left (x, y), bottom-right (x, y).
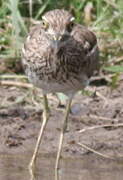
top-left (0, 76), bottom-right (123, 161)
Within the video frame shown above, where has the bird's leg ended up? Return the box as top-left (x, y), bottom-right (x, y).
top-left (55, 97), bottom-right (72, 180)
top-left (29, 94), bottom-right (50, 170)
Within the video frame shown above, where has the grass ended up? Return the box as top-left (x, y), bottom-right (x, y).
top-left (0, 0), bottom-right (123, 79)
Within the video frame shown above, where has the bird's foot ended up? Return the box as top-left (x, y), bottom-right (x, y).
top-left (28, 160), bottom-right (36, 180)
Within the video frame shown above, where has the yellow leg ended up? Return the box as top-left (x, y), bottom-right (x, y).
top-left (55, 97), bottom-right (72, 180)
top-left (29, 95), bottom-right (49, 170)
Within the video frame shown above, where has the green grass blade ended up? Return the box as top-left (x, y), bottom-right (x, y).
top-left (104, 66), bottom-right (123, 73)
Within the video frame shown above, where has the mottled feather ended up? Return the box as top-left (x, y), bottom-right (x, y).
top-left (22, 9), bottom-right (99, 94)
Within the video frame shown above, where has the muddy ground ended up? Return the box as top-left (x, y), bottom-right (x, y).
top-left (0, 75), bottom-right (123, 161)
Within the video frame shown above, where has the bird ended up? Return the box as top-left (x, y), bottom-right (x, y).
top-left (22, 9), bottom-right (99, 180)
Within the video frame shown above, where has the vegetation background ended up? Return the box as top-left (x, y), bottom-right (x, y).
top-left (0, 0), bottom-right (123, 86)
top-left (0, 2), bottom-right (123, 177)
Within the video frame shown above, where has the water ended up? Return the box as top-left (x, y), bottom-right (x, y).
top-left (0, 153), bottom-right (123, 180)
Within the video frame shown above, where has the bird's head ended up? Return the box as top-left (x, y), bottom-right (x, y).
top-left (41, 9), bottom-right (75, 44)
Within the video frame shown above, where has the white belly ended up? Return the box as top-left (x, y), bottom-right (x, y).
top-left (27, 70), bottom-right (89, 94)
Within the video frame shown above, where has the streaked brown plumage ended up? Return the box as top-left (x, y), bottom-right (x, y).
top-left (22, 9), bottom-right (99, 180)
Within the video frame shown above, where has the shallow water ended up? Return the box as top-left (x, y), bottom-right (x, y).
top-left (0, 153), bottom-right (123, 180)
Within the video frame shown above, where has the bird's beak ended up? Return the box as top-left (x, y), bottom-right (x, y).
top-left (51, 33), bottom-right (63, 52)
top-left (53, 34), bottom-right (62, 41)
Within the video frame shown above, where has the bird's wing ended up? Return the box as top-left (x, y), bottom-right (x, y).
top-left (72, 24), bottom-right (97, 51)
top-left (71, 24), bottom-right (99, 77)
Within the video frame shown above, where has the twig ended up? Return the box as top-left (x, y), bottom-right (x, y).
top-left (77, 142), bottom-right (114, 160)
top-left (90, 74), bottom-right (113, 81)
top-left (104, 0), bottom-right (118, 9)
top-left (78, 123), bottom-right (123, 133)
top-left (0, 80), bottom-right (33, 89)
top-left (95, 91), bottom-right (108, 101)
top-left (84, 2), bottom-right (93, 25)
top-left (29, 0), bottom-right (33, 18)
top-left (94, 91), bottom-right (109, 109)
top-left (0, 74), bottom-right (27, 79)
top-left (88, 114), bottom-right (118, 122)
top-left (109, 56), bottom-right (123, 64)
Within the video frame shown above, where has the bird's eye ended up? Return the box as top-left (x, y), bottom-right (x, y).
top-left (42, 20), bottom-right (49, 30)
top-left (67, 22), bottom-right (74, 32)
